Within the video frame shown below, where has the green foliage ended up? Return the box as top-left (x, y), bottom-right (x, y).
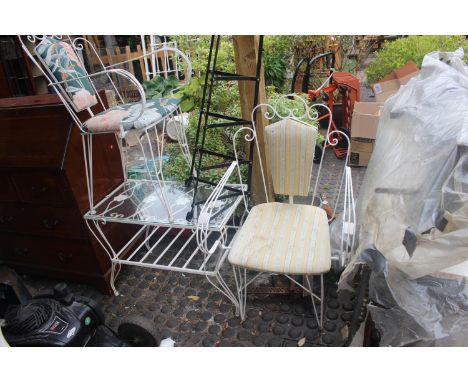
top-left (174, 36), bottom-right (236, 76)
top-left (173, 35), bottom-right (330, 95)
top-left (341, 58), bottom-right (358, 74)
top-left (163, 115), bottom-right (248, 184)
top-left (161, 36), bottom-right (330, 183)
top-left (161, 36), bottom-right (243, 183)
top-left (143, 73), bottom-right (204, 113)
top-left (263, 36), bottom-right (294, 58)
top-left (264, 36), bottom-right (327, 63)
top-left (267, 90), bottom-right (325, 145)
top-left (143, 75), bottom-right (179, 99)
top-left (262, 36), bottom-right (327, 92)
top-left (162, 142), bottom-right (191, 181)
top-left (173, 76), bottom-right (205, 112)
top-left (163, 81), bottom-right (245, 183)
top-left (170, 36), bottom-right (237, 112)
top-left (263, 51), bottom-right (287, 91)
top-left (366, 35), bottom-right (468, 84)
top-left (262, 36), bottom-right (292, 91)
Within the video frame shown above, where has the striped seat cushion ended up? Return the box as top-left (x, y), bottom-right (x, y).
top-left (228, 202), bottom-right (331, 275)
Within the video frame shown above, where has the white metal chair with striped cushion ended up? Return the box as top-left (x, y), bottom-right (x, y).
top-left (227, 96), bottom-right (355, 327)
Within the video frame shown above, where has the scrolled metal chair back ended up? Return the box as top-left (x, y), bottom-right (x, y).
top-left (18, 35), bottom-right (109, 126)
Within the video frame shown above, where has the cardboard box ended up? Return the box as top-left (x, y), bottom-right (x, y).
top-left (380, 71), bottom-right (397, 83)
top-left (350, 102), bottom-right (384, 139)
top-left (397, 71), bottom-right (418, 86)
top-left (349, 149), bottom-right (372, 167)
top-left (349, 102), bottom-right (384, 167)
top-left (350, 138), bottom-right (374, 166)
top-left (350, 137), bottom-right (374, 153)
top-left (393, 60), bottom-right (419, 80)
top-left (372, 61), bottom-right (420, 102)
top-left (372, 80), bottom-right (399, 102)
top-left (352, 61), bottom-right (420, 165)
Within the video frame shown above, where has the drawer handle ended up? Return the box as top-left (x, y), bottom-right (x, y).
top-left (14, 247), bottom-right (29, 256)
top-left (31, 185), bottom-right (48, 193)
top-left (42, 219), bottom-right (59, 229)
top-left (57, 252), bottom-right (73, 263)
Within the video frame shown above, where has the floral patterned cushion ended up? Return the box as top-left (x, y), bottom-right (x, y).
top-left (37, 37), bottom-right (97, 112)
top-left (83, 98), bottom-right (181, 133)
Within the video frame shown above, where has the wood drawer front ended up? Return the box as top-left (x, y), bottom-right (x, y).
top-left (0, 105), bottom-right (70, 170)
top-left (0, 233), bottom-right (101, 272)
top-left (0, 174), bottom-right (18, 202)
top-left (11, 172), bottom-right (74, 206)
top-left (0, 203), bottom-right (88, 239)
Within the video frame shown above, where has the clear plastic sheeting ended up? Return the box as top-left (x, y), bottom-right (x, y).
top-left (329, 215), bottom-right (355, 272)
top-left (340, 48), bottom-right (468, 346)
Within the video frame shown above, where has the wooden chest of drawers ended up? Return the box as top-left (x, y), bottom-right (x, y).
top-left (0, 93), bottom-right (135, 293)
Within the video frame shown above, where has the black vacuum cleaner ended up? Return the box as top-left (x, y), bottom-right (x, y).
top-left (0, 266), bottom-right (159, 347)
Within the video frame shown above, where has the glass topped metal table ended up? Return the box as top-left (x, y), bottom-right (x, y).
top-left (84, 179), bottom-right (245, 301)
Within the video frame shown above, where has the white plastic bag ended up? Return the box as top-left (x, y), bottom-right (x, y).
top-left (341, 48), bottom-right (468, 346)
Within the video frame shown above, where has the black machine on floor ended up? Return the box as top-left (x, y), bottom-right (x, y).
top-left (0, 266), bottom-right (159, 347)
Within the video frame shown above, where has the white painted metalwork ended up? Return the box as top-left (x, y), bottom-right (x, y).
top-left (140, 36), bottom-right (190, 89)
top-left (20, 36), bottom-right (355, 322)
top-left (229, 94), bottom-right (356, 327)
top-left (84, 179), bottom-right (245, 229)
top-left (139, 36), bottom-right (192, 168)
top-left (190, 122), bottom-right (272, 315)
top-left (19, 35), bottom-right (244, 302)
top-left (19, 35), bottom-right (193, 217)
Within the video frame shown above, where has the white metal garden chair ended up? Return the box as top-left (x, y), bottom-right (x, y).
top-left (138, 35), bottom-right (192, 146)
top-left (140, 36), bottom-right (185, 82)
top-left (19, 35), bottom-right (192, 221)
top-left (196, 95), bottom-right (356, 326)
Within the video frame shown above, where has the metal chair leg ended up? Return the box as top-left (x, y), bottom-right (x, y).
top-left (306, 275), bottom-right (321, 329)
top-left (204, 271), bottom-right (240, 317)
top-left (109, 262), bottom-right (119, 296)
top-left (232, 266), bottom-right (247, 321)
top-left (320, 273), bottom-right (324, 328)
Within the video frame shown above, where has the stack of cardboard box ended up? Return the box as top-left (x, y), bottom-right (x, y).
top-left (349, 102), bottom-right (384, 166)
top-left (349, 61), bottom-right (420, 166)
top-left (371, 60), bottom-right (420, 102)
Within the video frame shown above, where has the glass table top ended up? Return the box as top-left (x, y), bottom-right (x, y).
top-left (84, 179), bottom-right (246, 230)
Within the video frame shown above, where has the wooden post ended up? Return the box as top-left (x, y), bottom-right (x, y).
top-left (233, 35), bottom-right (274, 204)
